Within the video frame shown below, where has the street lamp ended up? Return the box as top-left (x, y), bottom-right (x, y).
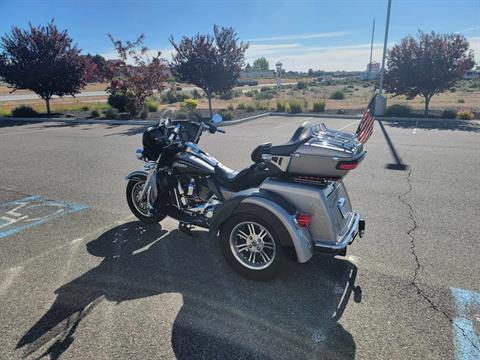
top-left (275, 62), bottom-right (282, 89)
top-left (376, 0), bottom-right (392, 116)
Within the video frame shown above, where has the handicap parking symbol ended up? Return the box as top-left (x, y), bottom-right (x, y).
top-left (0, 195), bottom-right (88, 239)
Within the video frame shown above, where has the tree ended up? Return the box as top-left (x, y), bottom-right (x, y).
top-left (169, 25), bottom-right (248, 117)
top-left (253, 57), bottom-right (269, 71)
top-left (384, 31), bottom-right (474, 115)
top-left (0, 21), bottom-right (87, 115)
top-left (107, 34), bottom-right (168, 116)
top-left (83, 54), bottom-right (112, 83)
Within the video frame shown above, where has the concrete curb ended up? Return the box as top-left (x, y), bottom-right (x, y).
top-left (219, 112), bottom-right (271, 126)
top-left (274, 112), bottom-right (361, 120)
top-left (0, 116), bottom-right (156, 126)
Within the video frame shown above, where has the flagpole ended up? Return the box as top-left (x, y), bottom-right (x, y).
top-left (376, 0), bottom-right (392, 115)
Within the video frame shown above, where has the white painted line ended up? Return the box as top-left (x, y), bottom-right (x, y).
top-left (0, 266), bottom-right (23, 296)
top-left (339, 119), bottom-right (360, 131)
top-left (413, 119), bottom-right (419, 134)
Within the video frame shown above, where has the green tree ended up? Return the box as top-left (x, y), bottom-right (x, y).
top-left (384, 31), bottom-right (474, 115)
top-left (253, 57), bottom-right (269, 71)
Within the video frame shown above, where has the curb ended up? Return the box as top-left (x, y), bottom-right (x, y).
top-left (219, 112), bottom-right (271, 126)
top-left (273, 112), bottom-right (361, 120)
top-left (0, 117), bottom-right (156, 126)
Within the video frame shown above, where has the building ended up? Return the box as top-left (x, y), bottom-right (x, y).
top-left (360, 61), bottom-right (380, 80)
top-left (464, 69), bottom-right (480, 79)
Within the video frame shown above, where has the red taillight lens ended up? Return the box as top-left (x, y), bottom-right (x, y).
top-left (337, 162), bottom-right (358, 170)
top-left (295, 213), bottom-right (311, 227)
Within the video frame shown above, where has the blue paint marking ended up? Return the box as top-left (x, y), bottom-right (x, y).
top-left (0, 195), bottom-right (88, 239)
top-left (450, 287), bottom-right (480, 360)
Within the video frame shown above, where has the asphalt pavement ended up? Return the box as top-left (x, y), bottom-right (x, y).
top-left (0, 115), bottom-right (479, 359)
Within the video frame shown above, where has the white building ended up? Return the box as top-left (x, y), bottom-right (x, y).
top-left (464, 69), bottom-right (480, 79)
top-left (360, 61), bottom-right (380, 80)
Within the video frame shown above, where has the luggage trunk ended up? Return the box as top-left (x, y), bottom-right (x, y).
top-left (287, 126), bottom-right (366, 179)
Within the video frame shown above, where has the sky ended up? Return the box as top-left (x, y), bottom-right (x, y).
top-left (1, 0), bottom-right (479, 72)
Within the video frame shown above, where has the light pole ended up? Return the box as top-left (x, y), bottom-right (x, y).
top-left (376, 0), bottom-right (392, 116)
top-left (276, 62), bottom-right (282, 89)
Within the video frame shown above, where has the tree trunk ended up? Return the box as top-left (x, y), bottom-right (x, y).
top-left (45, 97), bottom-right (51, 116)
top-left (424, 95), bottom-right (431, 117)
top-left (207, 93), bottom-right (213, 118)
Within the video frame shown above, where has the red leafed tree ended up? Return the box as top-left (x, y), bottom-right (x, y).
top-left (384, 31), bottom-right (475, 115)
top-left (83, 54), bottom-right (112, 83)
top-left (107, 34), bottom-right (168, 117)
top-left (169, 25), bottom-right (248, 117)
top-left (0, 21), bottom-right (87, 115)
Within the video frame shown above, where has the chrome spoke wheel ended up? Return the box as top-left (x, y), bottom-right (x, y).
top-left (229, 221), bottom-right (276, 270)
top-left (131, 181), bottom-right (152, 217)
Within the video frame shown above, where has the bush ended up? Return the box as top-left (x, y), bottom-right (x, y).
top-left (329, 90), bottom-right (345, 100)
top-left (337, 109), bottom-right (346, 115)
top-left (312, 100), bottom-right (326, 112)
top-left (457, 110), bottom-right (474, 120)
top-left (296, 81), bottom-right (307, 90)
top-left (161, 89), bottom-right (184, 104)
top-left (146, 100), bottom-right (159, 112)
top-left (140, 107), bottom-right (149, 119)
top-left (108, 93), bottom-right (128, 112)
top-left (254, 91), bottom-right (274, 100)
top-left (236, 103), bottom-right (246, 110)
top-left (192, 89), bottom-right (203, 99)
top-left (90, 109), bottom-right (101, 118)
top-left (219, 110), bottom-right (233, 121)
top-left (105, 108), bottom-right (119, 119)
top-left (81, 106), bottom-right (90, 111)
top-left (276, 101), bottom-right (286, 112)
top-left (457, 99), bottom-right (465, 104)
top-left (219, 90), bottom-right (234, 100)
top-left (255, 102), bottom-right (268, 111)
top-left (244, 90), bottom-right (258, 97)
top-left (11, 105), bottom-right (39, 117)
top-left (385, 104), bottom-right (412, 117)
top-left (289, 101), bottom-right (302, 113)
top-left (184, 98), bottom-right (198, 111)
top-left (227, 104), bottom-right (234, 111)
top-left (246, 105), bottom-right (255, 112)
top-left (174, 111), bottom-right (188, 119)
top-left (441, 109), bottom-right (457, 119)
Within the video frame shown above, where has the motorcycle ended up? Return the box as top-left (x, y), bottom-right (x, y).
top-left (125, 113), bottom-right (366, 280)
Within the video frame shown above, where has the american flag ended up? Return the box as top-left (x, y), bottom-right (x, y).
top-left (356, 95), bottom-right (377, 144)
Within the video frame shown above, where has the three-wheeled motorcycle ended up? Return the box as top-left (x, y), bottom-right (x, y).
top-left (125, 113), bottom-right (365, 280)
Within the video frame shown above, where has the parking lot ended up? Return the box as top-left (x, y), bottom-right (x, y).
top-left (0, 115), bottom-right (479, 360)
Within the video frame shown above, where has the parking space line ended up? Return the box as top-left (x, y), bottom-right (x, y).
top-left (339, 120), bottom-right (360, 131)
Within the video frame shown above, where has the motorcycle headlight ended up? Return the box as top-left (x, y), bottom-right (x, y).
top-left (135, 148), bottom-right (144, 160)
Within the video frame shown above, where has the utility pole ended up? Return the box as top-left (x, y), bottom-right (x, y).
top-left (376, 0), bottom-right (392, 116)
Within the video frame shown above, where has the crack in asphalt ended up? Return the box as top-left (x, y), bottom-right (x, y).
top-left (399, 169), bottom-right (480, 352)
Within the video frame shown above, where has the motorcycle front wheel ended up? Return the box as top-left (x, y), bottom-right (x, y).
top-left (126, 180), bottom-right (166, 224)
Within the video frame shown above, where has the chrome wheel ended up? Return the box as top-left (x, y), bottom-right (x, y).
top-left (229, 221), bottom-right (276, 270)
top-left (130, 181), bottom-right (152, 217)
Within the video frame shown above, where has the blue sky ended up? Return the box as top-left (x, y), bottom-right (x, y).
top-left (2, 0), bottom-right (479, 71)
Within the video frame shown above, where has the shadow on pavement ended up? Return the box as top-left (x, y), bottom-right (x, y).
top-left (378, 120), bottom-right (409, 171)
top-left (382, 118), bottom-right (480, 133)
top-left (17, 221), bottom-right (358, 360)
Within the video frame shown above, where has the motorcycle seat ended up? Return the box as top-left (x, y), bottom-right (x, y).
top-left (251, 121), bottom-right (314, 160)
top-left (215, 162), bottom-right (268, 192)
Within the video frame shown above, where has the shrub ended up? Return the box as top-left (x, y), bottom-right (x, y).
top-left (146, 100), bottom-right (159, 112)
top-left (219, 90), bottom-right (234, 100)
top-left (246, 105), bottom-right (255, 112)
top-left (192, 89), bottom-right (203, 99)
top-left (441, 109), bottom-right (457, 119)
top-left (184, 98), bottom-right (198, 111)
top-left (255, 102), bottom-right (268, 111)
top-left (108, 93), bottom-right (128, 112)
top-left (11, 105), bottom-right (38, 117)
top-left (227, 104), bottom-right (234, 111)
top-left (254, 91), bottom-right (274, 100)
top-left (312, 100), bottom-right (326, 112)
top-left (457, 99), bottom-right (465, 104)
top-left (289, 101), bottom-right (302, 113)
top-left (260, 86), bottom-right (272, 92)
top-left (237, 103), bottom-right (246, 110)
top-left (90, 109), bottom-right (101, 118)
top-left (296, 81), bottom-right (307, 90)
top-left (219, 110), bottom-right (233, 120)
top-left (244, 90), bottom-right (258, 97)
top-left (161, 89), bottom-right (182, 104)
top-left (329, 90), bottom-right (345, 100)
top-left (81, 106), bottom-right (90, 111)
top-left (105, 108), bottom-right (119, 119)
top-left (276, 101), bottom-right (286, 112)
top-left (385, 104), bottom-right (412, 117)
top-left (337, 109), bottom-right (346, 115)
top-left (174, 111), bottom-right (188, 119)
top-left (457, 110), bottom-right (474, 120)
top-left (140, 107), bottom-right (149, 119)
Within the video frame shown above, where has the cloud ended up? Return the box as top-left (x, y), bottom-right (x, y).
top-left (456, 26), bottom-right (480, 34)
top-left (248, 31), bottom-right (350, 42)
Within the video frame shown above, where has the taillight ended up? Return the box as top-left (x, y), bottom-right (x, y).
top-left (295, 213), bottom-right (311, 227)
top-left (337, 162), bottom-right (358, 170)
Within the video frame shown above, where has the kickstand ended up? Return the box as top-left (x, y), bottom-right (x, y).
top-left (179, 222), bottom-right (198, 237)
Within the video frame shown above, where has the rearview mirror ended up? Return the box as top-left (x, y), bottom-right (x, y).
top-left (211, 114), bottom-right (223, 124)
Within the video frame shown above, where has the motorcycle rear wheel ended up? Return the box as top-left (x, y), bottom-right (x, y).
top-left (126, 180), bottom-right (166, 224)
